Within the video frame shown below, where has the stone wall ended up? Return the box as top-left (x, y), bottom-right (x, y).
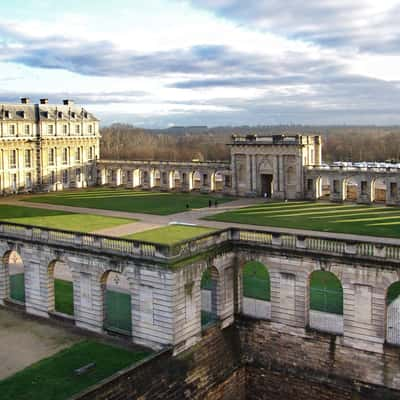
top-left (74, 324), bottom-right (245, 400)
top-left (238, 316), bottom-right (400, 400)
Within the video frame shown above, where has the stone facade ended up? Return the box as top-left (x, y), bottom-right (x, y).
top-left (229, 134), bottom-right (321, 199)
top-left (0, 98), bottom-right (100, 193)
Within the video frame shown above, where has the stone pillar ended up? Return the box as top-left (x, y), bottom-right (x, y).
top-left (314, 136), bottom-right (322, 165)
top-left (329, 176), bottom-right (346, 202)
top-left (246, 154), bottom-right (253, 194)
top-left (74, 269), bottom-right (104, 333)
top-left (251, 155), bottom-right (257, 194)
top-left (24, 257), bottom-right (49, 318)
top-left (115, 168), bottom-right (122, 186)
top-left (231, 153), bottom-right (237, 196)
top-left (357, 177), bottom-right (374, 204)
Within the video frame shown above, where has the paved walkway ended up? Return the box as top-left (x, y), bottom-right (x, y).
top-left (2, 197), bottom-right (400, 245)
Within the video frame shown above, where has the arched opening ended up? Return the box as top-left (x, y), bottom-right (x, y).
top-left (345, 177), bottom-right (358, 201)
top-left (242, 261), bottom-right (271, 319)
top-left (6, 251), bottom-right (25, 303)
top-left (200, 267), bottom-right (219, 326)
top-left (133, 169), bottom-right (141, 188)
top-left (321, 175), bottom-right (330, 198)
top-left (211, 171), bottom-right (224, 192)
top-left (189, 171), bottom-right (201, 191)
top-left (49, 260), bottom-right (74, 316)
top-left (101, 271), bottom-right (132, 335)
top-left (150, 169), bottom-right (161, 188)
top-left (168, 170), bottom-right (181, 190)
top-left (386, 281), bottom-right (400, 345)
top-left (309, 270), bottom-right (343, 334)
top-left (374, 177), bottom-right (386, 203)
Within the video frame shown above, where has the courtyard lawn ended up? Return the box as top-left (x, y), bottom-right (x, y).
top-left (21, 188), bottom-right (234, 215)
top-left (0, 204), bottom-right (135, 232)
top-left (125, 224), bottom-right (216, 244)
top-left (206, 201), bottom-right (400, 239)
top-left (0, 340), bottom-right (151, 400)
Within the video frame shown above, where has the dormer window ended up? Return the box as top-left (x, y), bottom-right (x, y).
top-left (71, 112), bottom-right (76, 118)
top-left (84, 112), bottom-right (88, 118)
top-left (43, 111), bottom-right (49, 119)
top-left (5, 111), bottom-right (11, 119)
top-left (20, 111), bottom-right (26, 119)
top-left (58, 111), bottom-right (63, 118)
top-left (9, 124), bottom-right (16, 135)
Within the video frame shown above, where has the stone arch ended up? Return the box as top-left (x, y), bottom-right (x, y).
top-left (101, 270), bottom-right (132, 335)
top-left (211, 171), bottom-right (224, 192)
top-left (169, 170), bottom-right (181, 189)
top-left (200, 266), bottom-right (219, 326)
top-left (308, 270), bottom-right (343, 334)
top-left (3, 250), bottom-right (25, 303)
top-left (241, 261), bottom-right (271, 320)
top-left (48, 259), bottom-right (74, 316)
top-left (133, 168), bottom-right (141, 188)
top-left (189, 171), bottom-right (201, 191)
top-left (150, 168), bottom-right (161, 188)
top-left (344, 176), bottom-right (358, 200)
top-left (386, 281), bottom-right (400, 345)
top-left (374, 177), bottom-right (386, 203)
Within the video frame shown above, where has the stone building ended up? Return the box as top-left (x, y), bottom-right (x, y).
top-left (0, 98), bottom-right (100, 193)
top-left (229, 134), bottom-right (321, 198)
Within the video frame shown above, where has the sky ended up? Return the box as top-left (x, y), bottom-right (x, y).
top-left (1, 0), bottom-right (400, 127)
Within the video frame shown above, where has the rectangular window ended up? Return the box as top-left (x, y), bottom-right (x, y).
top-left (9, 125), bottom-right (16, 135)
top-left (76, 147), bottom-right (81, 162)
top-left (307, 178), bottom-right (313, 191)
top-left (88, 124), bottom-right (93, 134)
top-left (62, 148), bottom-right (68, 164)
top-left (62, 170), bottom-right (69, 184)
top-left (88, 147), bottom-right (93, 161)
top-left (361, 181), bottom-right (367, 195)
top-left (25, 150), bottom-right (31, 168)
top-left (47, 125), bottom-right (54, 135)
top-left (9, 150), bottom-right (17, 168)
top-left (50, 171), bottom-right (55, 184)
top-left (76, 168), bottom-right (81, 182)
top-left (391, 182), bottom-right (397, 197)
top-left (75, 124), bottom-right (80, 134)
top-left (333, 179), bottom-right (339, 194)
top-left (63, 124), bottom-right (68, 135)
top-left (24, 125), bottom-right (30, 135)
top-left (48, 148), bottom-right (55, 166)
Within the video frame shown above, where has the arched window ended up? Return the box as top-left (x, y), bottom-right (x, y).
top-left (309, 270), bottom-right (343, 334)
top-left (49, 261), bottom-right (74, 316)
top-left (386, 281), bottom-right (400, 345)
top-left (242, 261), bottom-right (271, 319)
top-left (7, 251), bottom-right (25, 303)
top-left (102, 271), bottom-right (132, 335)
top-left (200, 267), bottom-right (219, 327)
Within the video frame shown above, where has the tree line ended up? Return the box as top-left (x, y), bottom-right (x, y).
top-left (100, 124), bottom-right (400, 163)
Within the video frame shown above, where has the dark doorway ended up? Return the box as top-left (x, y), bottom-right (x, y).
top-left (261, 174), bottom-right (273, 198)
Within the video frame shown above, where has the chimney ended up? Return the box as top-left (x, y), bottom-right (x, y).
top-left (63, 99), bottom-right (74, 106)
top-left (21, 97), bottom-right (30, 104)
top-left (40, 98), bottom-right (49, 104)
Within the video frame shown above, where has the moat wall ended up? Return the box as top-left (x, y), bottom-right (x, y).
top-left (238, 316), bottom-right (400, 400)
top-left (74, 318), bottom-right (400, 400)
top-left (73, 324), bottom-right (245, 400)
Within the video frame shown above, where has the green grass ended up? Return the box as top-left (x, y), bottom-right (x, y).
top-left (10, 273), bottom-right (25, 303)
top-left (309, 270), bottom-right (343, 314)
top-left (0, 340), bottom-right (151, 400)
top-left (55, 279), bottom-right (74, 316)
top-left (22, 188), bottom-right (234, 215)
top-left (387, 281), bottom-right (400, 305)
top-left (125, 225), bottom-right (216, 244)
top-left (104, 290), bottom-right (132, 334)
top-left (0, 204), bottom-right (134, 232)
top-left (206, 201), bottom-right (400, 238)
top-left (243, 261), bottom-right (270, 301)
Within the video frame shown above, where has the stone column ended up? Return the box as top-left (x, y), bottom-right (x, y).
top-left (357, 177), bottom-right (374, 204)
top-left (115, 168), bottom-right (122, 186)
top-left (251, 155), bottom-right (257, 194)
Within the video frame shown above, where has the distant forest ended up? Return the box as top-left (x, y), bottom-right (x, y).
top-left (100, 124), bottom-right (400, 163)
